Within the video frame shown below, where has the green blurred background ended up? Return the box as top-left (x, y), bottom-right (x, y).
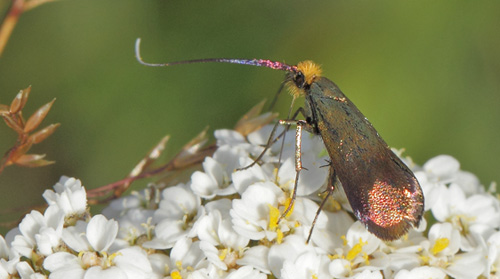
top-left (1, 1), bottom-right (499, 229)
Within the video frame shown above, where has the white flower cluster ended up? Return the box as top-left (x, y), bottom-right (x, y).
top-left (1, 125), bottom-right (499, 279)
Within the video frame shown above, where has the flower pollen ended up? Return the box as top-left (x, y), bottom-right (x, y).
top-left (276, 228), bottom-right (284, 244)
top-left (347, 238), bottom-right (366, 261)
top-left (171, 270), bottom-right (182, 279)
top-left (219, 248), bottom-right (228, 261)
top-left (268, 204), bottom-right (280, 230)
top-left (283, 197), bottom-right (295, 218)
top-left (431, 238), bottom-right (450, 255)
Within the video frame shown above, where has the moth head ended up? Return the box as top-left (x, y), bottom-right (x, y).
top-left (286, 60), bottom-right (322, 98)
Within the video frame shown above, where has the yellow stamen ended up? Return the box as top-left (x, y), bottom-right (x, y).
top-left (103, 252), bottom-right (121, 268)
top-left (276, 229), bottom-right (284, 244)
top-left (283, 197), bottom-right (295, 217)
top-left (347, 238), bottom-right (367, 261)
top-left (171, 270), bottom-right (182, 279)
top-left (268, 204), bottom-right (280, 230)
top-left (341, 235), bottom-right (347, 246)
top-left (362, 252), bottom-right (370, 265)
top-left (420, 255), bottom-right (430, 265)
top-left (219, 248), bottom-right (228, 261)
top-left (431, 238), bottom-right (449, 255)
top-left (329, 254), bottom-right (341, 260)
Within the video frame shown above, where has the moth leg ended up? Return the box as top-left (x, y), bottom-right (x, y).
top-left (278, 118), bottom-right (313, 221)
top-left (307, 165), bottom-right (336, 244)
top-left (237, 120), bottom-right (282, 171)
top-left (237, 107), bottom-right (305, 171)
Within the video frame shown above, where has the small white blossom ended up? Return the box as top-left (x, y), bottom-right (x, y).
top-left (102, 188), bottom-right (156, 248)
top-left (267, 235), bottom-right (317, 278)
top-left (281, 250), bottom-right (330, 279)
top-left (431, 183), bottom-right (500, 250)
top-left (144, 183), bottom-right (205, 249)
top-left (419, 222), bottom-right (486, 279)
top-left (309, 209), bottom-right (355, 254)
top-left (44, 215), bottom-right (152, 279)
top-left (42, 176), bottom-right (87, 220)
top-left (0, 236), bottom-right (19, 278)
top-left (328, 222), bottom-right (388, 278)
top-left (231, 182), bottom-right (285, 241)
top-left (191, 146), bottom-right (239, 199)
top-left (197, 200), bottom-right (250, 272)
top-left (165, 237), bottom-right (210, 278)
top-left (10, 205), bottom-right (64, 258)
top-left (16, 261), bottom-right (46, 279)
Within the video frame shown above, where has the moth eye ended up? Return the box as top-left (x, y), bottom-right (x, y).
top-left (294, 72), bottom-right (305, 88)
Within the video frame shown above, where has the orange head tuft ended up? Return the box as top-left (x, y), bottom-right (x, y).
top-left (286, 60), bottom-right (322, 98)
top-left (296, 60), bottom-right (322, 85)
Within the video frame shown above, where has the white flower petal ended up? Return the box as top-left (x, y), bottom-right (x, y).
top-left (215, 129), bottom-right (247, 146)
top-left (329, 258), bottom-right (351, 278)
top-left (148, 253), bottom-right (171, 278)
top-left (281, 251), bottom-right (330, 279)
top-left (86, 215), bottom-right (118, 252)
top-left (200, 241), bottom-right (226, 270)
top-left (61, 221), bottom-right (89, 252)
top-left (278, 154), bottom-right (328, 196)
top-left (83, 266), bottom-right (126, 279)
top-left (445, 250), bottom-right (486, 279)
top-left (43, 252), bottom-right (82, 274)
top-left (154, 184), bottom-right (200, 222)
top-left (226, 265), bottom-right (266, 279)
top-left (352, 269), bottom-right (383, 279)
top-left (423, 155), bottom-right (460, 183)
top-left (267, 235), bottom-right (315, 278)
top-left (114, 247), bottom-right (153, 279)
top-left (170, 237), bottom-right (206, 269)
top-left (191, 171), bottom-right (219, 199)
top-left (232, 161), bottom-right (269, 195)
top-left (218, 219), bottom-right (249, 249)
top-left (310, 210), bottom-right (354, 254)
top-left (196, 211), bottom-right (222, 246)
top-left (395, 266), bottom-right (446, 279)
top-left (236, 245), bottom-right (270, 274)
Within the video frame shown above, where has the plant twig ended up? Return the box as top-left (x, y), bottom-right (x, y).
top-left (0, 0), bottom-right (59, 56)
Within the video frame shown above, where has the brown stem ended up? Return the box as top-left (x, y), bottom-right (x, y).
top-left (0, 0), bottom-right (24, 57)
top-left (0, 0), bottom-right (58, 56)
top-left (86, 144), bottom-right (216, 204)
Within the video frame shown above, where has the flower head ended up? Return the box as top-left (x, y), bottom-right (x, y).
top-left (2, 120), bottom-right (498, 279)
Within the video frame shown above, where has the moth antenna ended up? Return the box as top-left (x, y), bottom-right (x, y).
top-left (135, 38), bottom-right (298, 72)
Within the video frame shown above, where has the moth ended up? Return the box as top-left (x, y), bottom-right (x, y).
top-left (135, 38), bottom-right (424, 241)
